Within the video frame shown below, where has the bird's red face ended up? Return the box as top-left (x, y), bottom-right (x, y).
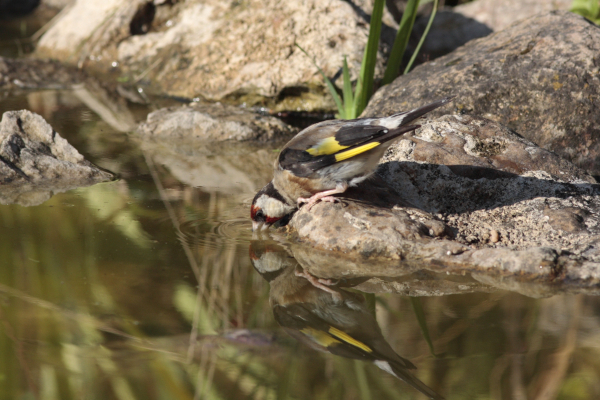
top-left (250, 204), bottom-right (283, 231)
top-left (251, 182), bottom-right (296, 231)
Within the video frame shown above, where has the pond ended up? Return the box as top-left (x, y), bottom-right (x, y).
top-left (1, 18), bottom-right (600, 400)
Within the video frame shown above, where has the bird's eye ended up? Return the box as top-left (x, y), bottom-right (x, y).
top-left (256, 209), bottom-right (265, 219)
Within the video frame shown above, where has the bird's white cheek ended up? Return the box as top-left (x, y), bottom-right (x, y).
top-left (265, 201), bottom-right (289, 218)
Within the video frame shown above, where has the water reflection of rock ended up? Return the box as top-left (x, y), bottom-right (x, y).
top-left (253, 225), bottom-right (600, 299)
top-left (135, 102), bottom-right (298, 194)
top-left (138, 138), bottom-right (278, 195)
top-left (0, 110), bottom-right (114, 206)
top-left (249, 240), bottom-right (445, 400)
top-left (290, 241), bottom-right (600, 299)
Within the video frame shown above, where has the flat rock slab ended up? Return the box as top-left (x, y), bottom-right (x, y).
top-left (0, 110), bottom-right (114, 206)
top-left (37, 0), bottom-right (395, 111)
top-left (137, 103), bottom-right (297, 142)
top-left (286, 115), bottom-right (600, 293)
top-left (365, 11), bottom-right (600, 175)
top-left (0, 57), bottom-right (84, 93)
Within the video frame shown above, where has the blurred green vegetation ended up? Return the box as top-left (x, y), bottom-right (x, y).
top-left (302, 0), bottom-right (439, 119)
top-left (570, 0), bottom-right (600, 24)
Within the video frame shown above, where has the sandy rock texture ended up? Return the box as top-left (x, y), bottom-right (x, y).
top-left (365, 11), bottom-right (600, 175)
top-left (455, 0), bottom-right (571, 32)
top-left (285, 115), bottom-right (600, 293)
top-left (0, 110), bottom-right (114, 206)
top-left (36, 0), bottom-right (396, 111)
top-left (137, 103), bottom-right (297, 142)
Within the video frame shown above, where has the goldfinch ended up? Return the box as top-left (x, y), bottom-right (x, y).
top-left (251, 97), bottom-right (454, 231)
top-left (249, 240), bottom-right (444, 400)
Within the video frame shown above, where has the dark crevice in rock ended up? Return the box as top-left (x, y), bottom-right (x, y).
top-left (130, 2), bottom-right (156, 36)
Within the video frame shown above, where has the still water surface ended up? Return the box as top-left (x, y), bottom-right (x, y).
top-left (1, 88), bottom-right (600, 400)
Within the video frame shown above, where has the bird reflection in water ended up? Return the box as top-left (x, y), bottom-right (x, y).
top-left (249, 240), bottom-right (444, 400)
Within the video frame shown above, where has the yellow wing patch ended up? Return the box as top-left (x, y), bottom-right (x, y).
top-left (300, 326), bottom-right (372, 353)
top-left (334, 142), bottom-right (380, 162)
top-left (306, 137), bottom-right (349, 156)
top-left (328, 327), bottom-right (372, 352)
top-left (301, 328), bottom-right (342, 347)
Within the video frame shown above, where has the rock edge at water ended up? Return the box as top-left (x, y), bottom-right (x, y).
top-left (0, 110), bottom-right (114, 206)
top-left (285, 115), bottom-right (600, 291)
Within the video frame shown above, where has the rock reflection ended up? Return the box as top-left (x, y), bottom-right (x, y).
top-left (250, 240), bottom-right (445, 399)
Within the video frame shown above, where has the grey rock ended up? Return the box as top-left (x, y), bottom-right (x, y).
top-left (364, 11), bottom-right (600, 175)
top-left (137, 103), bottom-right (296, 142)
top-left (285, 115), bottom-right (600, 292)
top-left (0, 110), bottom-right (114, 206)
top-left (36, 0), bottom-right (396, 111)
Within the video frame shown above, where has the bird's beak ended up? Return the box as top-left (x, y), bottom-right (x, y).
top-left (252, 221), bottom-right (269, 232)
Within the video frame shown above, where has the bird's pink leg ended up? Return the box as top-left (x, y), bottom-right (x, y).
top-left (295, 268), bottom-right (342, 302)
top-left (297, 182), bottom-right (348, 210)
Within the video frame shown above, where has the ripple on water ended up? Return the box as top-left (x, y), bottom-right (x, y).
top-left (178, 217), bottom-right (253, 250)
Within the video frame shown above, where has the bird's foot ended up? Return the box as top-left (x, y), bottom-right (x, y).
top-left (319, 196), bottom-right (339, 203)
top-left (297, 195), bottom-right (340, 211)
top-left (297, 183), bottom-right (348, 211)
top-left (295, 269), bottom-right (342, 301)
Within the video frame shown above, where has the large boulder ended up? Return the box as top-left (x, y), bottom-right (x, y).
top-left (365, 11), bottom-right (600, 176)
top-left (36, 0), bottom-right (396, 111)
top-left (0, 110), bottom-right (114, 205)
top-left (285, 115), bottom-right (600, 292)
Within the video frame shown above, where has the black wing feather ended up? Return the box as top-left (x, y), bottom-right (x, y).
top-left (279, 148), bottom-right (337, 177)
top-left (334, 123), bottom-right (386, 147)
top-left (279, 124), bottom-right (419, 177)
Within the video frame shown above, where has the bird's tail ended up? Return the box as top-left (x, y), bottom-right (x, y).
top-left (375, 359), bottom-right (445, 400)
top-left (387, 96), bottom-right (455, 127)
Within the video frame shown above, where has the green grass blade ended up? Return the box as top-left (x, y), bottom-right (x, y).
top-left (296, 43), bottom-right (345, 118)
top-left (354, 0), bottom-right (385, 117)
top-left (353, 360), bottom-right (372, 400)
top-left (382, 0), bottom-right (420, 85)
top-left (410, 297), bottom-right (437, 356)
top-left (342, 56), bottom-right (354, 120)
top-left (352, 74), bottom-right (364, 119)
top-left (404, 0), bottom-right (438, 74)
top-left (591, 0), bottom-right (600, 19)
